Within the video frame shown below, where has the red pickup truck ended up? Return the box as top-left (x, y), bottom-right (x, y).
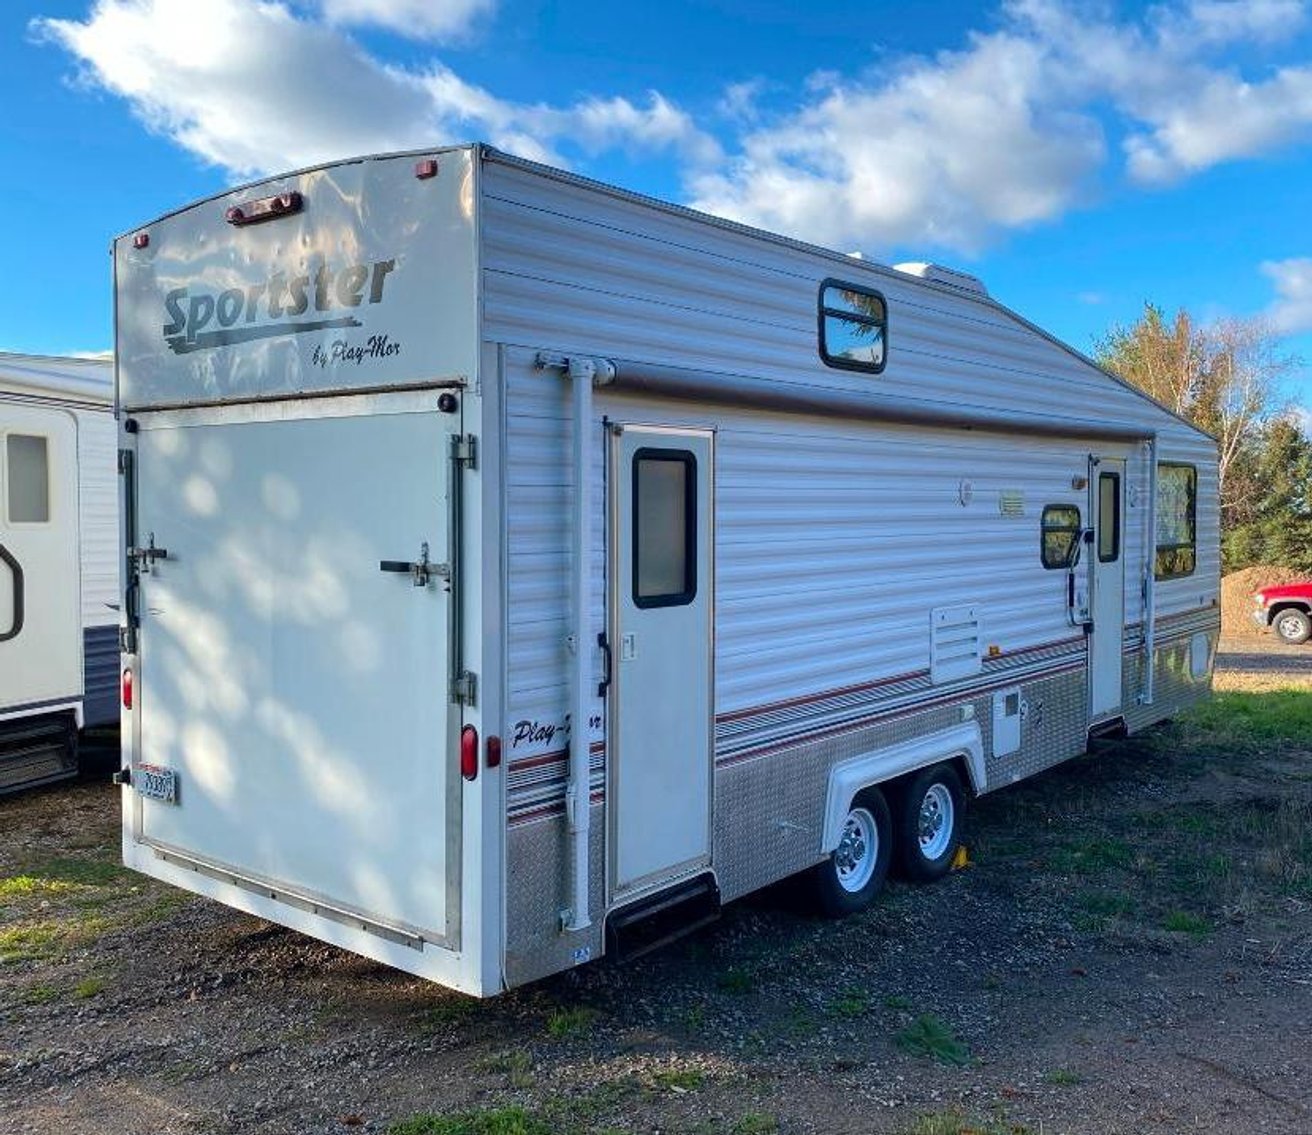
top-left (1253, 583), bottom-right (1312, 644)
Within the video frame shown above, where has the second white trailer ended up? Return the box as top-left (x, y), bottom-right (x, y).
top-left (0, 353), bottom-right (117, 792)
top-left (114, 146), bottom-right (1219, 995)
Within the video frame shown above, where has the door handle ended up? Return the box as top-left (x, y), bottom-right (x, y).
top-left (0, 542), bottom-right (24, 643)
top-left (597, 632), bottom-right (612, 698)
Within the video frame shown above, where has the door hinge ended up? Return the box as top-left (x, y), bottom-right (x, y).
top-left (451, 670), bottom-right (478, 706)
top-left (451, 434), bottom-right (477, 470)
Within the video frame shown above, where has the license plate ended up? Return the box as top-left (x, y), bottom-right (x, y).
top-left (136, 763), bottom-right (177, 803)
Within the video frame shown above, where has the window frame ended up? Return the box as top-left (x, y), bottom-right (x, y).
top-left (1097, 471), bottom-right (1121, 564)
top-left (1154, 462), bottom-right (1198, 580)
top-left (817, 278), bottom-right (889, 375)
top-left (631, 446), bottom-right (698, 609)
top-left (1040, 503), bottom-right (1082, 570)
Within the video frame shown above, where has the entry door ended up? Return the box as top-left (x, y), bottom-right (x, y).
top-left (1089, 457), bottom-right (1126, 720)
top-left (0, 405), bottom-right (81, 713)
top-left (610, 426), bottom-right (713, 898)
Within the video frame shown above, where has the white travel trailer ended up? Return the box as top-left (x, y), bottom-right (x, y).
top-left (0, 352), bottom-right (118, 792)
top-left (113, 146), bottom-right (1218, 995)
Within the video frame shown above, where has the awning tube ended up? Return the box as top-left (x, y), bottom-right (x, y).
top-left (553, 354), bottom-right (615, 933)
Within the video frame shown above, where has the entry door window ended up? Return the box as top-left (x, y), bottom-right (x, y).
top-left (7, 434), bottom-right (50, 523)
top-left (633, 448), bottom-right (696, 607)
top-left (1097, 471), bottom-right (1120, 562)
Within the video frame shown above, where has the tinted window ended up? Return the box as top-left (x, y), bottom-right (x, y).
top-left (633, 449), bottom-right (696, 607)
top-left (1098, 472), bottom-right (1120, 563)
top-left (819, 281), bottom-right (887, 373)
top-left (7, 434), bottom-right (49, 524)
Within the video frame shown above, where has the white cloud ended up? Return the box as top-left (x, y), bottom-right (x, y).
top-left (1263, 258), bottom-right (1312, 334)
top-left (33, 0), bottom-right (1312, 258)
top-left (693, 0), bottom-right (1312, 252)
top-left (34, 0), bottom-right (716, 178)
top-left (692, 29), bottom-right (1103, 253)
top-left (314, 0), bottom-right (492, 42)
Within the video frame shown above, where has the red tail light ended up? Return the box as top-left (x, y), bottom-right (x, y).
top-left (486, 734), bottom-right (502, 770)
top-left (461, 724), bottom-right (478, 780)
top-left (121, 669), bottom-right (133, 709)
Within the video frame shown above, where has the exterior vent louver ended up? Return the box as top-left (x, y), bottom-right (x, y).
top-left (930, 605), bottom-right (983, 684)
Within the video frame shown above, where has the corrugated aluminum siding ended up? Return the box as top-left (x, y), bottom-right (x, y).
top-left (482, 154), bottom-right (1220, 777)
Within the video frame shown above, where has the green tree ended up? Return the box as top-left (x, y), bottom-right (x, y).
top-left (1223, 417), bottom-right (1312, 573)
top-left (1095, 303), bottom-right (1298, 527)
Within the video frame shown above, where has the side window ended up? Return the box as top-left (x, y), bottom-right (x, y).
top-left (1156, 463), bottom-right (1197, 579)
top-left (819, 280), bottom-right (887, 373)
top-left (1097, 471), bottom-right (1120, 563)
top-left (1041, 504), bottom-right (1081, 569)
top-left (633, 448), bottom-right (696, 607)
top-left (6, 434), bottom-right (50, 524)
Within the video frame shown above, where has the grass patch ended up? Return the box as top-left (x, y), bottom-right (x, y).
top-left (415, 996), bottom-right (478, 1033)
top-left (901, 1112), bottom-right (1031, 1135)
top-left (883, 993), bottom-right (914, 1011)
top-left (652, 1068), bottom-right (704, 1091)
top-left (828, 988), bottom-right (870, 1018)
top-left (1044, 1068), bottom-right (1082, 1086)
top-left (32, 857), bottom-right (129, 888)
top-left (894, 1014), bottom-right (972, 1066)
top-left (1162, 909), bottom-right (1211, 936)
top-left (0, 875), bottom-right (78, 902)
top-left (74, 976), bottom-right (105, 999)
top-left (0, 922), bottom-right (63, 964)
top-left (388, 1107), bottom-right (552, 1135)
top-left (731, 1116), bottom-right (778, 1135)
top-left (545, 1005), bottom-right (598, 1039)
top-left (1048, 837), bottom-right (1135, 875)
top-left (1184, 690), bottom-right (1312, 747)
top-left (716, 966), bottom-right (756, 994)
top-left (477, 1049), bottom-right (533, 1088)
top-left (22, 983), bottom-right (60, 1005)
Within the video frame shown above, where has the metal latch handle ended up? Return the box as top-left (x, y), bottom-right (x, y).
top-left (129, 533), bottom-right (169, 572)
top-left (380, 542), bottom-right (450, 587)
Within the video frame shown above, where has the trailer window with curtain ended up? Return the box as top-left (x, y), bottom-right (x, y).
top-left (1040, 504), bottom-right (1081, 569)
top-left (1155, 463), bottom-right (1197, 579)
top-left (818, 280), bottom-right (887, 373)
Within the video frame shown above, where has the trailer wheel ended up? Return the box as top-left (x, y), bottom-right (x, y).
top-left (1273, 607), bottom-right (1312, 645)
top-left (811, 787), bottom-right (892, 918)
top-left (896, 764), bottom-right (965, 883)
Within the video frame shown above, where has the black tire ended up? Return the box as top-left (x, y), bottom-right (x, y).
top-left (895, 763), bottom-right (965, 884)
top-left (809, 787), bottom-right (892, 918)
top-left (1273, 607), bottom-right (1312, 645)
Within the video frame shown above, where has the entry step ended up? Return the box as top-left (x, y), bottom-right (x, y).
top-left (605, 872), bottom-right (721, 963)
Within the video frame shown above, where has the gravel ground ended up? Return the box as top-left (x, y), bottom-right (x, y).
top-left (1, 649), bottom-right (1310, 1135)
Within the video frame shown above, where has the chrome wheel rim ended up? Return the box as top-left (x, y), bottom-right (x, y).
top-left (1277, 614), bottom-right (1305, 641)
top-left (918, 783), bottom-right (955, 861)
top-left (834, 807), bottom-right (878, 893)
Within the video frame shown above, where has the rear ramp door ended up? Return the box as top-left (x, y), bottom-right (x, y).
top-left (131, 395), bottom-right (459, 946)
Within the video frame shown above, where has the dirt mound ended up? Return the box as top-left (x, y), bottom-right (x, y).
top-left (1221, 564), bottom-right (1308, 636)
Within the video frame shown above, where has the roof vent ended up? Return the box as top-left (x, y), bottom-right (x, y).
top-left (894, 262), bottom-right (988, 296)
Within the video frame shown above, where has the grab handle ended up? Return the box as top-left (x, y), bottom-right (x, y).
top-left (597, 632), bottom-right (613, 698)
top-left (0, 543), bottom-right (25, 643)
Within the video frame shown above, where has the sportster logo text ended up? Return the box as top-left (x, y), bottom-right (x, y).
top-left (162, 258), bottom-right (396, 355)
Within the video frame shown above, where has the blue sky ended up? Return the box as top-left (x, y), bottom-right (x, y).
top-left (3, 0), bottom-right (1312, 409)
